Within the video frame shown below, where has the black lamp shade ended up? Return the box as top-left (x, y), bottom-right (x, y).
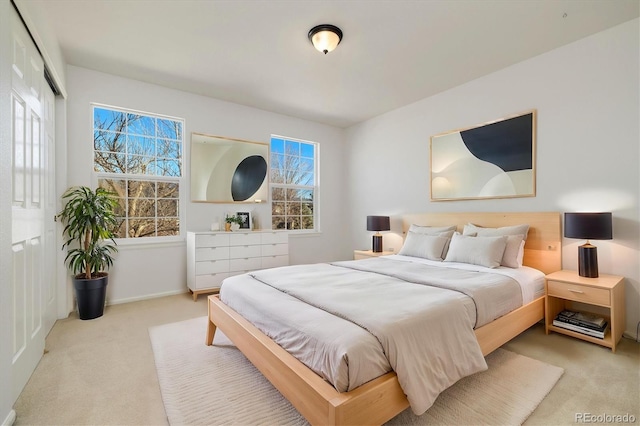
top-left (564, 212), bottom-right (612, 278)
top-left (366, 216), bottom-right (390, 253)
top-left (564, 213), bottom-right (612, 240)
top-left (366, 216), bottom-right (390, 232)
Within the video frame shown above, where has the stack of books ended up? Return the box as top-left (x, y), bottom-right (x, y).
top-left (553, 309), bottom-right (609, 339)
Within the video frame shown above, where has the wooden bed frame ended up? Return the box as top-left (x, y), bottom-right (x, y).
top-left (206, 212), bottom-right (561, 425)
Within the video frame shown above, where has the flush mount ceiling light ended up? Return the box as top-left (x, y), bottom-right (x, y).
top-left (308, 24), bottom-right (343, 54)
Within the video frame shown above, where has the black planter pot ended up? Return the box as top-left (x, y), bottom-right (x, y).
top-left (73, 274), bottom-right (108, 320)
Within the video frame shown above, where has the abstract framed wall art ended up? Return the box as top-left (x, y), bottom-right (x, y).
top-left (430, 110), bottom-right (536, 201)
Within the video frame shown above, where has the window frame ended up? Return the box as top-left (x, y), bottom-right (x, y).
top-left (269, 134), bottom-right (320, 233)
top-left (91, 103), bottom-right (185, 244)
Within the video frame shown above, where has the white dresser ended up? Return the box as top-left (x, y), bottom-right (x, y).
top-left (186, 230), bottom-right (289, 300)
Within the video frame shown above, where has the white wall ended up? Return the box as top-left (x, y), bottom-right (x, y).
top-left (66, 66), bottom-right (348, 304)
top-left (345, 19), bottom-right (640, 337)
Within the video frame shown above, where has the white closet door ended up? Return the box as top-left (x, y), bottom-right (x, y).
top-left (10, 5), bottom-right (56, 403)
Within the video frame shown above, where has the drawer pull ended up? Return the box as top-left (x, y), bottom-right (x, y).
top-left (568, 289), bottom-right (584, 294)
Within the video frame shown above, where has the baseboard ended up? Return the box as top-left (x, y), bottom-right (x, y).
top-left (2, 409), bottom-right (16, 426)
top-left (107, 289), bottom-right (189, 306)
top-left (62, 289), bottom-right (191, 318)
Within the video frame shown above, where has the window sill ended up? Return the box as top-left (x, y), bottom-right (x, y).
top-left (286, 230), bottom-right (322, 237)
top-left (113, 236), bottom-right (185, 250)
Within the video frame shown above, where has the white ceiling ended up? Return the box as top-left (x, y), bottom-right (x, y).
top-left (31, 0), bottom-right (639, 128)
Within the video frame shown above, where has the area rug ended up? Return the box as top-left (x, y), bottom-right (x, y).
top-left (149, 316), bottom-right (563, 425)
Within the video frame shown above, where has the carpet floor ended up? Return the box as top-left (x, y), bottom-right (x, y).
top-left (150, 316), bottom-right (564, 425)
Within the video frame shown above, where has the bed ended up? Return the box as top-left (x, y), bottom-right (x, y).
top-left (206, 212), bottom-right (561, 425)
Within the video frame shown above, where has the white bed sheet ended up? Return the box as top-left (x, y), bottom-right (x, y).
top-left (384, 254), bottom-right (545, 303)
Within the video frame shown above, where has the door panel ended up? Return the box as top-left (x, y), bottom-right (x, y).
top-left (12, 94), bottom-right (25, 206)
top-left (11, 243), bottom-right (26, 361)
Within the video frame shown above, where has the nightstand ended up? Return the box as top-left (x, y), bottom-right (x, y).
top-left (353, 250), bottom-right (394, 260)
top-left (545, 270), bottom-right (625, 352)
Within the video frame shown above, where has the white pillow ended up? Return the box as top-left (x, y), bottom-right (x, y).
top-left (463, 223), bottom-right (529, 268)
top-left (500, 234), bottom-right (525, 268)
top-left (516, 240), bottom-right (525, 267)
top-left (407, 225), bottom-right (456, 258)
top-left (398, 232), bottom-right (449, 261)
top-left (463, 223), bottom-right (530, 240)
top-left (444, 233), bottom-right (508, 268)
top-left (408, 224), bottom-right (457, 235)
top-left (457, 232), bottom-right (524, 267)
top-left (436, 230), bottom-right (455, 258)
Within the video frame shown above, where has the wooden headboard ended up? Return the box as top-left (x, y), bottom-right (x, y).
top-left (401, 212), bottom-right (561, 275)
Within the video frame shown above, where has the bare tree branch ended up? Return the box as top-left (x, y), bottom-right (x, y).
top-left (94, 108), bottom-right (182, 238)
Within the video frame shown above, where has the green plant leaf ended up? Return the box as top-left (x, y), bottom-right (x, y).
top-left (58, 186), bottom-right (119, 279)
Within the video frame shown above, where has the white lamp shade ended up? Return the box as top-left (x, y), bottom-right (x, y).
top-left (308, 25), bottom-right (342, 54)
top-left (311, 30), bottom-right (340, 53)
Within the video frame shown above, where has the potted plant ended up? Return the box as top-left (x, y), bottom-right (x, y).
top-left (58, 186), bottom-right (118, 320)
top-left (224, 215), bottom-right (242, 231)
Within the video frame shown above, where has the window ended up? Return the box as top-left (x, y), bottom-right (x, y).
top-left (93, 105), bottom-right (184, 239)
top-left (270, 136), bottom-right (318, 231)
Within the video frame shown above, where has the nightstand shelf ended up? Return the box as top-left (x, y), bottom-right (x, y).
top-left (545, 270), bottom-right (625, 352)
top-left (547, 320), bottom-right (614, 347)
top-left (353, 250), bottom-right (394, 260)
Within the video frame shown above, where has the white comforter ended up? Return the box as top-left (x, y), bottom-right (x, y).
top-left (220, 257), bottom-right (530, 415)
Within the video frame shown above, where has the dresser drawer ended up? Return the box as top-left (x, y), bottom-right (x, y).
top-left (547, 280), bottom-right (610, 306)
top-left (196, 259), bottom-right (230, 275)
top-left (229, 257), bottom-right (262, 272)
top-left (261, 254), bottom-right (289, 269)
top-left (229, 244), bottom-right (261, 259)
top-left (195, 233), bottom-right (229, 248)
top-left (194, 273), bottom-right (228, 290)
top-left (195, 246), bottom-right (229, 261)
top-left (261, 231), bottom-right (288, 245)
top-left (262, 243), bottom-right (288, 257)
top-left (229, 232), bottom-right (261, 246)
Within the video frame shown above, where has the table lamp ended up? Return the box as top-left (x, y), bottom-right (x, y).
top-left (367, 215), bottom-right (390, 253)
top-left (564, 212), bottom-right (612, 278)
